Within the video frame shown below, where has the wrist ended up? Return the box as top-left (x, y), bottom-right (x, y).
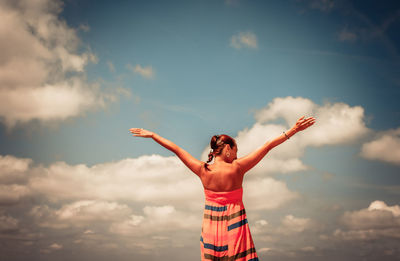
top-left (287, 127), bottom-right (297, 138)
top-left (290, 126), bottom-right (298, 134)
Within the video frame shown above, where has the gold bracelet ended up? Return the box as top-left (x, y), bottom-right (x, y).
top-left (283, 131), bottom-right (289, 139)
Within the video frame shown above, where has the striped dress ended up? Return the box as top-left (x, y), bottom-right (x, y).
top-left (200, 187), bottom-right (259, 261)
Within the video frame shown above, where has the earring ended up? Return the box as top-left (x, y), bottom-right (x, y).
top-left (226, 152), bottom-right (230, 158)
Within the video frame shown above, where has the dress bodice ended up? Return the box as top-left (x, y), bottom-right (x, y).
top-left (203, 187), bottom-right (243, 205)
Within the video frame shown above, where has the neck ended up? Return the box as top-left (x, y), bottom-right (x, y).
top-left (214, 156), bottom-right (227, 163)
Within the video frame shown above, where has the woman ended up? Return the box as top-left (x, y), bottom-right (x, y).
top-left (129, 115), bottom-right (315, 260)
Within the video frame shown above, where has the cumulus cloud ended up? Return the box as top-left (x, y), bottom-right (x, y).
top-left (254, 96), bottom-right (369, 147)
top-left (0, 150), bottom-right (300, 256)
top-left (28, 155), bottom-right (203, 208)
top-left (230, 31), bottom-right (258, 49)
top-left (0, 184), bottom-right (31, 205)
top-left (127, 64), bottom-right (155, 79)
top-left (360, 127), bottom-right (400, 165)
top-left (202, 96), bottom-right (369, 175)
top-left (110, 204), bottom-right (200, 237)
top-left (0, 0), bottom-right (128, 130)
top-left (279, 214), bottom-right (312, 234)
top-left (244, 178), bottom-right (298, 210)
top-left (0, 155), bottom-right (32, 184)
top-left (335, 200), bottom-right (400, 240)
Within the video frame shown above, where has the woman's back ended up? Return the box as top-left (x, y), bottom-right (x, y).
top-left (200, 160), bottom-right (244, 192)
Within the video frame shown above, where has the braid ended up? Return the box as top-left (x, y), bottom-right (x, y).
top-left (204, 150), bottom-right (214, 171)
top-left (207, 151), bottom-right (214, 163)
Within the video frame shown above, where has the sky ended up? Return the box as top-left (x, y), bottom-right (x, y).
top-left (0, 0), bottom-right (400, 260)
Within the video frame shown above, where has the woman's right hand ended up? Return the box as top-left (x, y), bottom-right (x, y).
top-left (293, 116), bottom-right (316, 132)
top-left (129, 128), bottom-right (154, 138)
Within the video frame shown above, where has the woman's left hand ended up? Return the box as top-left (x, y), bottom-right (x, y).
top-left (129, 128), bottom-right (154, 138)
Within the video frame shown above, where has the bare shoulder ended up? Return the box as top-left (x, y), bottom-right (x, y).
top-left (231, 159), bottom-right (244, 176)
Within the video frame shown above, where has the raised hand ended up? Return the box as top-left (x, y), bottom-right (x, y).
top-left (129, 128), bottom-right (154, 138)
top-left (293, 116), bottom-right (316, 132)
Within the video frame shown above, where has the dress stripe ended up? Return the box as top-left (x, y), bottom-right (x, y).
top-left (227, 218), bottom-right (248, 231)
top-left (200, 236), bottom-right (229, 252)
top-left (205, 205), bottom-right (227, 212)
top-left (204, 209), bottom-right (246, 221)
top-left (203, 247), bottom-right (258, 260)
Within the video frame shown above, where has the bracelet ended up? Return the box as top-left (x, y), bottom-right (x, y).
top-left (283, 131), bottom-right (289, 140)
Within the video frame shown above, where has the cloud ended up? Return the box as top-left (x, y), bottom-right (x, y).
top-left (334, 200), bottom-right (400, 240)
top-left (360, 127), bottom-right (400, 165)
top-left (279, 214), bottom-right (312, 234)
top-left (254, 96), bottom-right (369, 147)
top-left (127, 64), bottom-right (155, 79)
top-left (0, 151), bottom-right (299, 256)
top-left (0, 155), bottom-right (32, 184)
top-left (0, 214), bottom-right (19, 232)
top-left (0, 184), bottom-right (31, 205)
top-left (29, 200), bottom-right (134, 229)
top-left (201, 96), bottom-right (369, 175)
top-left (230, 31), bottom-right (258, 49)
top-left (49, 243), bottom-right (63, 250)
top-left (0, 0), bottom-right (127, 131)
top-left (244, 178), bottom-right (299, 210)
top-left (28, 155), bottom-right (203, 208)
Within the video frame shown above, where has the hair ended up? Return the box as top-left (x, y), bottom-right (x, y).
top-left (204, 134), bottom-right (237, 171)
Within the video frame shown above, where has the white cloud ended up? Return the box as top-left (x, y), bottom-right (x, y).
top-left (28, 154), bottom-right (203, 208)
top-left (127, 64), bottom-right (155, 79)
top-left (0, 155), bottom-right (32, 184)
top-left (230, 31), bottom-right (258, 49)
top-left (335, 200), bottom-right (400, 240)
top-left (110, 204), bottom-right (200, 237)
top-left (0, 0), bottom-right (127, 130)
top-left (244, 178), bottom-right (299, 210)
top-left (201, 96), bottom-right (369, 176)
top-left (280, 214), bottom-right (312, 233)
top-left (254, 96), bottom-right (369, 147)
top-left (30, 200), bottom-right (133, 229)
top-left (360, 127), bottom-right (400, 165)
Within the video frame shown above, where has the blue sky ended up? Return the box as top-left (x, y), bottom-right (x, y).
top-left (1, 0), bottom-right (400, 260)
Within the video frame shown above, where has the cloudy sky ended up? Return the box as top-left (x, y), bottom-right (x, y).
top-left (1, 0), bottom-right (400, 260)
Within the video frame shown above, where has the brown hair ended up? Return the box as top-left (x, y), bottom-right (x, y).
top-left (204, 134), bottom-right (237, 171)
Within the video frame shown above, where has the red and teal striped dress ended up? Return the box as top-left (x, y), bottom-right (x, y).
top-left (200, 187), bottom-right (259, 261)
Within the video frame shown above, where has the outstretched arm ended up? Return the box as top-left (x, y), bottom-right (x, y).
top-left (236, 116), bottom-right (316, 174)
top-left (129, 128), bottom-right (203, 177)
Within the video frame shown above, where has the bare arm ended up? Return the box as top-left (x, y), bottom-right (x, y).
top-left (129, 128), bottom-right (203, 177)
top-left (236, 116), bottom-right (315, 174)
